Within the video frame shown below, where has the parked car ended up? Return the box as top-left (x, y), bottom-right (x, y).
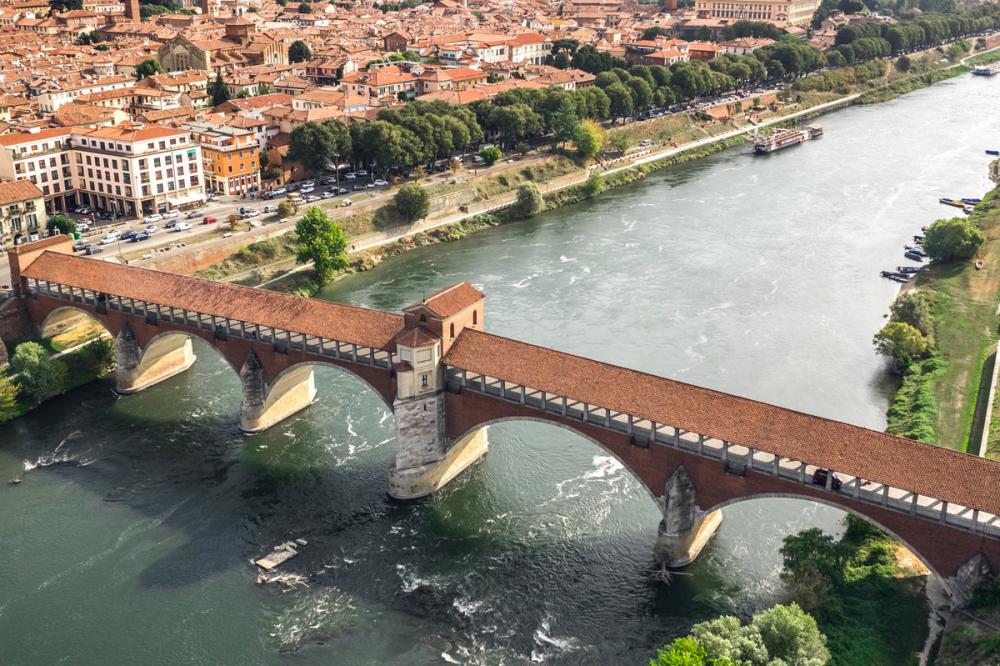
top-left (356, 169), bottom-right (368, 177)
top-left (174, 222), bottom-right (192, 232)
top-left (301, 180), bottom-right (315, 188)
top-left (306, 195), bottom-right (320, 203)
top-left (143, 224), bottom-right (157, 234)
top-left (240, 209), bottom-right (260, 218)
top-left (300, 186), bottom-right (315, 194)
top-left (202, 216), bottom-right (218, 224)
top-left (343, 173), bottom-right (356, 180)
top-left (186, 209), bottom-right (204, 219)
top-left (373, 179), bottom-right (388, 186)
top-left (162, 209), bottom-right (180, 219)
top-left (365, 182), bottom-right (375, 189)
top-left (130, 232), bottom-right (151, 242)
top-left (812, 469), bottom-right (842, 491)
top-left (320, 191), bottom-right (335, 199)
top-left (337, 188), bottom-right (349, 195)
top-left (353, 184), bottom-right (365, 191)
top-left (271, 187), bottom-right (287, 197)
top-left (262, 205), bottom-right (279, 213)
top-left (341, 199), bottom-right (352, 207)
top-left (76, 222), bottom-right (91, 233)
top-left (143, 213), bottom-right (163, 223)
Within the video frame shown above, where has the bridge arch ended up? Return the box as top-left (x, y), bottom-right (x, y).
top-left (240, 357), bottom-right (396, 433)
top-left (38, 305), bottom-right (115, 341)
top-left (448, 416), bottom-right (661, 507)
top-left (704, 493), bottom-right (948, 591)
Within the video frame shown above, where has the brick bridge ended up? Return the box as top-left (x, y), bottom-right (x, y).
top-left (6, 237), bottom-right (1000, 603)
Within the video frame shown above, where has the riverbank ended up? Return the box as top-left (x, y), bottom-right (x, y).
top-left (881, 188), bottom-right (1000, 454)
top-left (194, 43), bottom-right (1000, 294)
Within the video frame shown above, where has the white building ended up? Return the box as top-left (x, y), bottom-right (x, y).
top-left (36, 75), bottom-right (136, 113)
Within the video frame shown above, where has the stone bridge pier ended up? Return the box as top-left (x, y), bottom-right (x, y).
top-left (114, 322), bottom-right (197, 394)
top-left (653, 466), bottom-right (723, 569)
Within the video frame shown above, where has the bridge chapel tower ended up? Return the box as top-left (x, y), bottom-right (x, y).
top-left (388, 283), bottom-right (488, 499)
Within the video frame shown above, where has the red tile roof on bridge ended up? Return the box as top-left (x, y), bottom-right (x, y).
top-left (444, 329), bottom-right (1000, 516)
top-left (23, 252), bottom-right (405, 350)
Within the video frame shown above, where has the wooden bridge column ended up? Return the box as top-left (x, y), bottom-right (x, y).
top-left (653, 465), bottom-right (722, 568)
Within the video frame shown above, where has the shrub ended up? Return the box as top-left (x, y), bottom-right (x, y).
top-left (276, 200), bottom-right (297, 219)
top-left (510, 183), bottom-right (543, 219)
top-left (873, 321), bottom-right (932, 366)
top-left (0, 372), bottom-right (19, 422)
top-left (479, 146), bottom-right (502, 166)
top-left (46, 214), bottom-right (76, 235)
top-left (394, 184), bottom-right (430, 222)
top-left (582, 171), bottom-right (604, 198)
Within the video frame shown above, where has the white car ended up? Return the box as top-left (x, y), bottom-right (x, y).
top-left (143, 224), bottom-right (158, 234)
top-left (143, 213), bottom-right (163, 223)
top-left (300, 186), bottom-right (315, 194)
top-left (240, 209), bottom-right (260, 218)
top-left (174, 222), bottom-right (192, 232)
top-left (341, 199), bottom-right (352, 207)
top-left (373, 179), bottom-right (388, 186)
top-left (162, 210), bottom-right (180, 219)
top-left (99, 231), bottom-right (119, 245)
top-left (76, 222), bottom-right (91, 232)
top-left (262, 205), bottom-right (279, 213)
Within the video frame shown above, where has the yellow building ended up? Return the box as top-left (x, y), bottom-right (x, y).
top-left (693, 0), bottom-right (821, 25)
top-left (183, 122), bottom-right (260, 196)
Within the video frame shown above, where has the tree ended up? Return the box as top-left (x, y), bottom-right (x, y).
top-left (276, 200), bottom-right (297, 219)
top-left (394, 184), bottom-right (430, 222)
top-left (572, 119), bottom-right (605, 159)
top-left (49, 0), bottom-right (82, 12)
top-left (751, 603), bottom-right (829, 666)
top-left (0, 372), bottom-right (19, 423)
top-left (550, 98), bottom-right (579, 147)
top-left (294, 206), bottom-right (349, 283)
top-left (209, 71), bottom-right (230, 107)
top-left (135, 58), bottom-right (164, 80)
top-left (46, 214), bottom-right (76, 235)
top-left (298, 1), bottom-right (311, 11)
top-left (582, 171), bottom-right (604, 198)
top-left (923, 217), bottom-right (985, 262)
top-left (289, 40), bottom-right (312, 64)
top-left (479, 146), bottom-right (502, 166)
top-left (10, 342), bottom-right (67, 406)
top-left (873, 321), bottom-right (932, 366)
top-left (289, 122), bottom-right (335, 174)
top-left (511, 183), bottom-right (543, 219)
top-left (604, 82), bottom-right (634, 120)
top-left (649, 636), bottom-right (709, 666)
top-left (890, 291), bottom-right (932, 336)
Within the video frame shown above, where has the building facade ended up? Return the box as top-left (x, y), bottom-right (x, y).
top-left (184, 122), bottom-right (261, 196)
top-left (0, 179), bottom-right (45, 247)
top-left (693, 0), bottom-right (821, 25)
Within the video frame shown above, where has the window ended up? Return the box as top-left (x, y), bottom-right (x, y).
top-left (449, 323), bottom-right (455, 338)
top-left (420, 374), bottom-right (428, 388)
top-left (473, 310), bottom-right (478, 326)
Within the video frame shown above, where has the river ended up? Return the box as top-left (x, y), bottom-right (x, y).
top-left (1, 74), bottom-right (998, 665)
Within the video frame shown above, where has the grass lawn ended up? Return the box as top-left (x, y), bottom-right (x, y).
top-left (907, 189), bottom-right (1000, 451)
top-left (48, 319), bottom-right (108, 352)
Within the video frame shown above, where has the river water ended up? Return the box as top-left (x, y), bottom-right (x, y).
top-left (2, 75), bottom-right (998, 665)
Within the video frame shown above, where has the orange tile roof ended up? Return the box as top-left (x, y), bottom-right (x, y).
top-left (410, 281), bottom-right (483, 318)
top-left (0, 178), bottom-right (43, 206)
top-left (23, 252), bottom-right (406, 350)
top-left (443, 329), bottom-right (1000, 515)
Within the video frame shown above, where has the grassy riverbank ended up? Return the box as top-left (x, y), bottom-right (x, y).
top-left (882, 189), bottom-right (1000, 451)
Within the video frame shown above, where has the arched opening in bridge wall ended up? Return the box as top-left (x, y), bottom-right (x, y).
top-left (705, 494), bottom-right (949, 597)
top-left (117, 331), bottom-right (199, 395)
top-left (38, 306), bottom-right (113, 351)
top-left (243, 361), bottom-right (395, 434)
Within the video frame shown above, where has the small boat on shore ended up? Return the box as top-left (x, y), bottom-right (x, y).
top-left (961, 198), bottom-right (982, 205)
top-left (940, 197), bottom-right (966, 208)
top-left (881, 271), bottom-right (910, 283)
top-left (897, 266), bottom-right (921, 275)
top-left (973, 64), bottom-right (1000, 76)
top-left (905, 250), bottom-right (925, 262)
top-left (987, 149), bottom-right (1000, 156)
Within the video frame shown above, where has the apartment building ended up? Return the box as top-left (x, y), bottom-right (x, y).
top-left (36, 75), bottom-right (136, 113)
top-left (693, 0), bottom-right (821, 26)
top-left (68, 124), bottom-right (205, 218)
top-left (183, 122), bottom-right (260, 196)
top-left (0, 127), bottom-right (76, 215)
top-left (0, 179), bottom-right (45, 247)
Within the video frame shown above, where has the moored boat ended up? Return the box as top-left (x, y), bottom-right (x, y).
top-left (753, 124), bottom-right (823, 155)
top-left (973, 64), bottom-right (1000, 76)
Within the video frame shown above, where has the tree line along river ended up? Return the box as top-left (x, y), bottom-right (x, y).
top-left (0, 73), bottom-right (997, 665)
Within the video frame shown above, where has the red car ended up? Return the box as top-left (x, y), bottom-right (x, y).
top-left (203, 216), bottom-right (218, 224)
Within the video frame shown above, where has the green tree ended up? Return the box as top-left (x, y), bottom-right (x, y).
top-left (604, 82), bottom-right (634, 119)
top-left (649, 636), bottom-right (710, 666)
top-left (0, 372), bottom-right (19, 423)
top-left (923, 217), bottom-right (985, 262)
top-left (276, 200), bottom-right (297, 218)
top-left (10, 342), bottom-right (67, 406)
top-left (289, 122), bottom-right (335, 174)
top-left (550, 97), bottom-right (579, 146)
top-left (209, 71), bottom-right (230, 107)
top-left (479, 145), bottom-right (502, 166)
top-left (46, 213), bottom-right (76, 235)
top-left (135, 58), bottom-right (164, 80)
top-left (582, 171), bottom-right (604, 198)
top-left (394, 184), bottom-right (430, 222)
top-left (511, 183), bottom-right (543, 219)
top-left (751, 603), bottom-right (830, 666)
top-left (49, 0), bottom-right (82, 12)
top-left (889, 291), bottom-right (932, 336)
top-left (289, 40), bottom-right (312, 63)
top-left (294, 206), bottom-right (349, 283)
top-left (873, 321), bottom-right (932, 366)
top-left (572, 119), bottom-right (605, 159)
top-left (298, 1), bottom-right (312, 11)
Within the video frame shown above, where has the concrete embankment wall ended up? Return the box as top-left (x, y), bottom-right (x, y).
top-left (144, 224), bottom-right (294, 275)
